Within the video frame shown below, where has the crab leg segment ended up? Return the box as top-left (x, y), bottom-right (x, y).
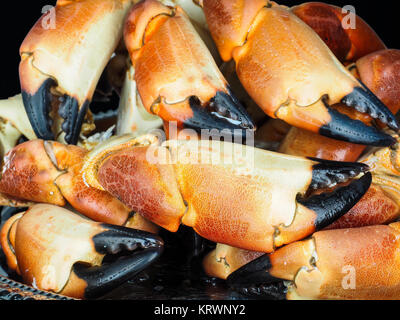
top-left (0, 140), bottom-right (140, 227)
top-left (124, 0), bottom-right (254, 134)
top-left (229, 222), bottom-right (400, 300)
top-left (0, 204), bottom-right (163, 299)
top-left (19, 0), bottom-right (133, 144)
top-left (201, 0), bottom-right (398, 146)
top-left (92, 138), bottom-right (371, 252)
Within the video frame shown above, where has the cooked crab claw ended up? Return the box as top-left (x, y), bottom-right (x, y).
top-left (229, 221), bottom-right (400, 300)
top-left (201, 0), bottom-right (398, 146)
top-left (67, 224), bottom-right (163, 299)
top-left (320, 91), bottom-right (398, 146)
top-left (19, 0), bottom-right (133, 144)
top-left (85, 136), bottom-right (371, 252)
top-left (124, 0), bottom-right (255, 135)
top-left (184, 90), bottom-right (255, 134)
top-left (226, 253), bottom-right (281, 293)
top-left (297, 171), bottom-right (372, 231)
top-left (0, 204), bottom-right (163, 299)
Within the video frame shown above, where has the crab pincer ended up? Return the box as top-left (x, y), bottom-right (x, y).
top-left (83, 136), bottom-right (372, 253)
top-left (124, 0), bottom-right (255, 135)
top-left (19, 0), bottom-right (133, 144)
top-left (0, 204), bottom-right (163, 299)
top-left (201, 0), bottom-right (399, 146)
top-left (228, 221), bottom-right (400, 300)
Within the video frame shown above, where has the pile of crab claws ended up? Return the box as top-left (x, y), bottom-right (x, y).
top-left (71, 224), bottom-right (163, 299)
top-left (200, 0), bottom-right (398, 148)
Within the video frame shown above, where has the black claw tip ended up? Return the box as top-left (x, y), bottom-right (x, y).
top-left (227, 254), bottom-right (281, 290)
top-left (310, 158), bottom-right (369, 189)
top-left (342, 85), bottom-right (400, 131)
top-left (299, 172), bottom-right (372, 230)
top-left (58, 96), bottom-right (89, 145)
top-left (21, 78), bottom-right (56, 141)
top-left (72, 225), bottom-right (164, 299)
top-left (320, 106), bottom-right (397, 147)
top-left (184, 90), bottom-right (255, 137)
top-left (73, 247), bottom-right (162, 299)
top-left (93, 224), bottom-right (164, 255)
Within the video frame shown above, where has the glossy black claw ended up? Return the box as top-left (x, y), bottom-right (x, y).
top-left (73, 248), bottom-right (162, 299)
top-left (320, 104), bottom-right (396, 147)
top-left (73, 224), bottom-right (163, 299)
top-left (58, 95), bottom-right (90, 145)
top-left (184, 89), bottom-right (256, 137)
top-left (298, 172), bottom-right (372, 231)
top-left (310, 158), bottom-right (369, 189)
top-left (93, 224), bottom-right (164, 254)
top-left (342, 85), bottom-right (400, 131)
top-left (21, 78), bottom-right (56, 141)
top-left (227, 254), bottom-right (281, 291)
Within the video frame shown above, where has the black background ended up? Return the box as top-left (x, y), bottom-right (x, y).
top-left (1, 0), bottom-right (398, 99)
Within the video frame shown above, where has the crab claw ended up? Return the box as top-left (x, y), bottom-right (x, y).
top-left (0, 139), bottom-right (152, 229)
top-left (0, 204), bottom-right (163, 299)
top-left (124, 0), bottom-right (255, 136)
top-left (88, 137), bottom-right (371, 252)
top-left (19, 0), bottom-right (133, 144)
top-left (201, 0), bottom-right (398, 146)
top-left (297, 170), bottom-right (372, 231)
top-left (291, 2), bottom-right (386, 63)
top-left (229, 221), bottom-right (400, 300)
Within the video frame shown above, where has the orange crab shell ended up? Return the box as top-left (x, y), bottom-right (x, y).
top-left (97, 146), bottom-right (187, 233)
top-left (0, 140), bottom-right (65, 206)
top-left (201, 0), bottom-right (269, 62)
top-left (0, 140), bottom-right (151, 227)
top-left (357, 49), bottom-right (400, 118)
top-left (279, 126), bottom-right (365, 163)
top-left (270, 223), bottom-right (400, 300)
top-left (203, 244), bottom-right (264, 280)
top-left (94, 139), bottom-right (327, 253)
top-left (20, 0), bottom-right (132, 105)
top-left (291, 2), bottom-right (386, 63)
top-left (0, 205), bottom-right (105, 295)
top-left (326, 184), bottom-right (400, 230)
top-left (124, 0), bottom-right (232, 128)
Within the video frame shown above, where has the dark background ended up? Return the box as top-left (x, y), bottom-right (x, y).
top-left (1, 0), bottom-right (398, 99)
